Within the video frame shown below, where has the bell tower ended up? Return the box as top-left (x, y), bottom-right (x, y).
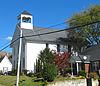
top-left (17, 11), bottom-right (33, 30)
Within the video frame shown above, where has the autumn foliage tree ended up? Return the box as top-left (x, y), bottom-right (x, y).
top-left (53, 50), bottom-right (70, 76)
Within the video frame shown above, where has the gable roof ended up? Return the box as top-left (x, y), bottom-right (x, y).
top-left (20, 11), bottom-right (32, 15)
top-left (70, 55), bottom-right (90, 63)
top-left (81, 44), bottom-right (100, 61)
top-left (17, 11), bottom-right (32, 19)
top-left (0, 56), bottom-right (12, 68)
top-left (17, 25), bottom-right (69, 44)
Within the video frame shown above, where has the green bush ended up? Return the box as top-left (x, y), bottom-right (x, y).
top-left (35, 72), bottom-right (42, 78)
top-left (41, 81), bottom-right (48, 86)
top-left (65, 68), bottom-right (72, 74)
top-left (22, 70), bottom-right (28, 75)
top-left (34, 78), bottom-right (44, 82)
top-left (11, 69), bottom-right (17, 75)
top-left (78, 70), bottom-right (86, 77)
top-left (37, 48), bottom-right (58, 82)
top-left (42, 64), bottom-right (57, 82)
top-left (26, 72), bottom-right (34, 77)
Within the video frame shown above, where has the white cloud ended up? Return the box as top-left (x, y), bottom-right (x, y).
top-left (6, 36), bottom-right (12, 41)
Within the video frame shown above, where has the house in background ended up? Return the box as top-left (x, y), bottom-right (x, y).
top-left (70, 53), bottom-right (90, 76)
top-left (70, 44), bottom-right (100, 76)
top-left (81, 44), bottom-right (100, 73)
top-left (0, 55), bottom-right (12, 74)
top-left (11, 11), bottom-right (69, 73)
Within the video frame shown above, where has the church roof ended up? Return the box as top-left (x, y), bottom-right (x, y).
top-left (19, 26), bottom-right (69, 44)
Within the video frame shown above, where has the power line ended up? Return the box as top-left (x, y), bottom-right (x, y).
top-left (23, 20), bottom-right (100, 38)
top-left (0, 20), bottom-right (100, 53)
top-left (0, 42), bottom-right (11, 49)
top-left (0, 10), bottom-right (99, 86)
top-left (17, 10), bottom-right (100, 37)
top-left (0, 37), bottom-right (20, 52)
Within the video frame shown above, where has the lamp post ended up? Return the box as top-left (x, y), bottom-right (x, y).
top-left (83, 56), bottom-right (90, 78)
top-left (83, 56), bottom-right (87, 61)
top-left (83, 56), bottom-right (92, 86)
top-left (83, 56), bottom-right (87, 69)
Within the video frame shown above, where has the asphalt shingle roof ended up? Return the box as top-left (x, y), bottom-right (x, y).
top-left (81, 44), bottom-right (100, 61)
top-left (70, 55), bottom-right (90, 63)
top-left (20, 26), bottom-right (69, 44)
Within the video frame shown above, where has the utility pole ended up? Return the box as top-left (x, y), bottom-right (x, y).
top-left (16, 29), bottom-right (22, 86)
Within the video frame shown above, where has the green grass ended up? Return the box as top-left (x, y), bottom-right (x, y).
top-left (0, 75), bottom-right (85, 86)
top-left (0, 75), bottom-right (43, 86)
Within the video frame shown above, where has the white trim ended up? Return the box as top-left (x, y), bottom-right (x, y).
top-left (76, 63), bottom-right (79, 74)
top-left (76, 61), bottom-right (82, 63)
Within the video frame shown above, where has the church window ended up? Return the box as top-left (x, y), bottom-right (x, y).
top-left (22, 17), bottom-right (31, 23)
top-left (57, 44), bottom-right (60, 52)
top-left (46, 43), bottom-right (49, 48)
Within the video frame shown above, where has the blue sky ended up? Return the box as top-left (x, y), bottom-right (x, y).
top-left (0, 0), bottom-right (100, 52)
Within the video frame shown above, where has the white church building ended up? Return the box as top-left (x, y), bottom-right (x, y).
top-left (11, 11), bottom-right (69, 73)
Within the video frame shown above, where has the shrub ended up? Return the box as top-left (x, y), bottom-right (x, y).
top-left (77, 76), bottom-right (85, 79)
top-left (78, 70), bottom-right (86, 77)
top-left (65, 68), bottom-right (72, 74)
top-left (89, 72), bottom-right (99, 80)
top-left (26, 72), bottom-right (34, 77)
top-left (42, 64), bottom-right (57, 82)
top-left (37, 48), bottom-right (58, 81)
top-left (22, 70), bottom-right (28, 75)
top-left (41, 81), bottom-right (48, 86)
top-left (34, 78), bottom-right (44, 82)
top-left (11, 69), bottom-right (17, 75)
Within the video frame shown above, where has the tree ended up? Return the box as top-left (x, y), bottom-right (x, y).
top-left (36, 48), bottom-right (57, 81)
top-left (53, 51), bottom-right (70, 76)
top-left (68, 5), bottom-right (100, 48)
top-left (42, 63), bottom-right (57, 81)
top-left (35, 59), bottom-right (42, 78)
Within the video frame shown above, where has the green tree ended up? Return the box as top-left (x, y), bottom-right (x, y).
top-left (35, 59), bottom-right (42, 78)
top-left (42, 63), bottom-right (57, 81)
top-left (37, 48), bottom-right (57, 81)
top-left (68, 5), bottom-right (100, 49)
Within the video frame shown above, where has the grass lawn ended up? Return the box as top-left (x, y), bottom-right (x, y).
top-left (0, 75), bottom-right (43, 86)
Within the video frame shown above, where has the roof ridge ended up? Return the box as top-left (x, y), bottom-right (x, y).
top-left (21, 10), bottom-right (32, 15)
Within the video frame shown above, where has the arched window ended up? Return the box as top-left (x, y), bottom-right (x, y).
top-left (22, 17), bottom-right (31, 23)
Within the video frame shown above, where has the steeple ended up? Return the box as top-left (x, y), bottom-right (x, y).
top-left (17, 11), bottom-right (33, 30)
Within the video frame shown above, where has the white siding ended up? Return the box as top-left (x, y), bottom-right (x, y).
top-left (0, 56), bottom-right (12, 72)
top-left (49, 44), bottom-right (57, 51)
top-left (26, 43), bottom-right (46, 72)
top-left (26, 43), bottom-right (57, 73)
